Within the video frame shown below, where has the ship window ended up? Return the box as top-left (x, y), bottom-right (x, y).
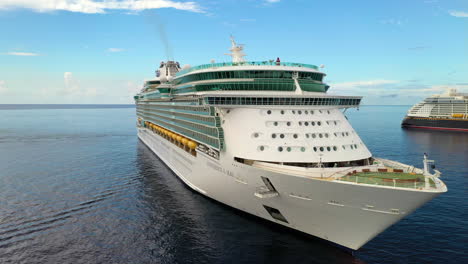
top-left (272, 134), bottom-right (277, 138)
top-left (319, 147), bottom-right (324, 152)
top-left (327, 110), bottom-right (330, 114)
top-left (299, 121), bottom-right (302, 126)
top-left (292, 110), bottom-right (296, 114)
top-left (325, 133), bottom-right (329, 138)
top-left (274, 122), bottom-right (278, 126)
top-left (342, 146), bottom-right (346, 150)
top-left (267, 110), bottom-right (272, 115)
top-left (287, 147), bottom-right (292, 152)
top-left (317, 121), bottom-right (322, 126)
top-left (293, 134), bottom-right (298, 139)
top-left (301, 147), bottom-right (306, 152)
top-left (313, 147), bottom-right (318, 152)
top-left (298, 110), bottom-right (302, 115)
top-left (310, 110), bottom-right (314, 114)
top-left (305, 122), bottom-right (309, 126)
top-left (334, 121), bottom-right (337, 125)
top-left (327, 147), bottom-right (331, 151)
top-left (287, 122), bottom-right (291, 126)
top-left (312, 134), bottom-right (316, 138)
top-left (280, 134), bottom-right (285, 139)
top-left (306, 134), bottom-right (309, 138)
top-left (259, 146), bottom-right (265, 151)
top-left (305, 110), bottom-right (309, 114)
top-left (281, 110), bottom-right (285, 115)
top-left (319, 133), bottom-right (323, 138)
top-left (319, 110), bottom-right (322, 113)
top-left (333, 146), bottom-right (337, 151)
top-left (278, 147), bottom-right (284, 152)
top-left (253, 133), bottom-right (259, 138)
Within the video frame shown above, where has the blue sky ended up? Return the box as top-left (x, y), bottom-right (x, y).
top-left (0, 0), bottom-right (466, 104)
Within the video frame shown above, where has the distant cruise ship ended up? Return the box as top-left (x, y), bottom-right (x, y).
top-left (402, 89), bottom-right (468, 131)
top-left (134, 38), bottom-right (447, 250)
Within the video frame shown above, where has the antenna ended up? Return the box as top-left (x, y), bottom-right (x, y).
top-left (224, 36), bottom-right (246, 63)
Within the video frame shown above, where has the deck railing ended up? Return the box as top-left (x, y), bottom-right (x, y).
top-left (176, 61), bottom-right (319, 76)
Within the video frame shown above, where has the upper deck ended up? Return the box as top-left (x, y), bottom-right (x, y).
top-left (176, 61), bottom-right (320, 77)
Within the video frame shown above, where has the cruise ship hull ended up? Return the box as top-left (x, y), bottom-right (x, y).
top-left (402, 117), bottom-right (468, 131)
top-left (138, 128), bottom-right (445, 250)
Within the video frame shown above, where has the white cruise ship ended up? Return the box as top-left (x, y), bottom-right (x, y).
top-left (134, 38), bottom-right (447, 250)
top-left (402, 89), bottom-right (468, 131)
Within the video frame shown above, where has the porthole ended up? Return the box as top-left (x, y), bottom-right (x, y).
top-left (354, 144), bottom-right (358, 148)
top-left (287, 122), bottom-right (291, 126)
top-left (313, 147), bottom-right (318, 152)
top-left (305, 110), bottom-right (308, 114)
top-left (274, 122), bottom-right (278, 126)
top-left (317, 121), bottom-right (322, 126)
top-left (342, 132), bottom-right (345, 136)
top-left (327, 110), bottom-right (330, 114)
top-left (350, 145), bottom-right (354, 149)
top-left (301, 147), bottom-right (306, 152)
top-left (272, 134), bottom-right (277, 139)
top-left (319, 147), bottom-right (324, 152)
top-left (305, 122), bottom-right (309, 126)
top-left (319, 133), bottom-right (323, 138)
top-left (280, 134), bottom-right (285, 139)
top-left (325, 133), bottom-right (329, 138)
top-left (306, 134), bottom-right (310, 138)
top-left (342, 146), bottom-right (346, 150)
top-left (334, 121), bottom-right (337, 125)
top-left (310, 110), bottom-right (314, 114)
top-left (298, 110), bottom-right (302, 115)
top-left (278, 147), bottom-right (283, 152)
top-left (259, 146), bottom-right (265, 151)
top-left (319, 110), bottom-right (322, 113)
top-left (292, 110), bottom-right (296, 114)
top-left (333, 146), bottom-right (337, 151)
top-left (312, 134), bottom-right (316, 138)
top-left (311, 121), bottom-right (316, 126)
top-left (299, 122), bottom-right (302, 126)
top-left (293, 134), bottom-right (298, 139)
top-left (287, 147), bottom-right (292, 152)
top-left (346, 132), bottom-right (349, 136)
top-left (327, 147), bottom-right (331, 151)
top-left (226, 110), bottom-right (230, 113)
top-left (280, 110), bottom-right (285, 115)
top-left (334, 133), bottom-right (337, 137)
top-left (267, 110), bottom-right (272, 115)
top-left (253, 133), bottom-right (259, 138)
top-left (326, 121), bottom-right (329, 125)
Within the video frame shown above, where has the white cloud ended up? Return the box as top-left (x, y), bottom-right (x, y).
top-left (0, 80), bottom-right (7, 94)
top-left (63, 72), bottom-right (80, 95)
top-left (0, 0), bottom-right (203, 14)
top-left (332, 80), bottom-right (399, 90)
top-left (449, 10), bottom-right (468, 17)
top-left (107, 48), bottom-right (125, 52)
top-left (5, 51), bottom-right (39, 56)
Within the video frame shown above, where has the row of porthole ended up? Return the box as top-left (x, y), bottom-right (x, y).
top-left (258, 144), bottom-right (361, 152)
top-left (272, 120), bottom-right (339, 127)
top-left (254, 132), bottom-right (350, 139)
top-left (266, 109), bottom-right (332, 115)
top-left (334, 132), bottom-right (351, 137)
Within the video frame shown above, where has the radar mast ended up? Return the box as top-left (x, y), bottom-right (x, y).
top-left (225, 36), bottom-right (246, 63)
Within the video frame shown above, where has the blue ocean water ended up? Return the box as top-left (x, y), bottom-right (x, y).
top-left (0, 105), bottom-right (466, 264)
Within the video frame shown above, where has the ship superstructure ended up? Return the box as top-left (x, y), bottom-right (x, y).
top-left (402, 89), bottom-right (468, 131)
top-left (134, 38), bottom-right (447, 250)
